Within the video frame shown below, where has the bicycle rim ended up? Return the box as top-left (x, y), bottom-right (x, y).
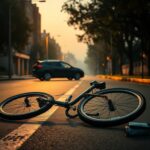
top-left (0, 92), bottom-right (54, 120)
top-left (78, 88), bottom-right (146, 126)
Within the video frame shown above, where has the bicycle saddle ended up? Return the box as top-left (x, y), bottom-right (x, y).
top-left (90, 81), bottom-right (106, 89)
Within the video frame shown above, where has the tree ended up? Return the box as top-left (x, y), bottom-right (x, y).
top-left (136, 0), bottom-right (150, 75)
top-left (64, 52), bottom-right (77, 66)
top-left (0, 0), bottom-right (32, 54)
top-left (85, 40), bottom-right (108, 75)
top-left (63, 0), bottom-right (150, 76)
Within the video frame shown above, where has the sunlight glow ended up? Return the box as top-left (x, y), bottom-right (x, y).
top-left (34, 0), bottom-right (87, 61)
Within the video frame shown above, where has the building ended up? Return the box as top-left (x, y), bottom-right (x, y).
top-left (25, 2), bottom-right (42, 71)
top-left (41, 30), bottom-right (63, 60)
top-left (0, 0), bottom-right (41, 76)
top-left (23, 0), bottom-right (41, 53)
top-left (41, 30), bottom-right (49, 59)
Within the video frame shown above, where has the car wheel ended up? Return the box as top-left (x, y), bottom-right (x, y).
top-left (39, 78), bottom-right (44, 81)
top-left (74, 73), bottom-right (81, 80)
top-left (68, 77), bottom-right (73, 80)
top-left (44, 73), bottom-right (51, 81)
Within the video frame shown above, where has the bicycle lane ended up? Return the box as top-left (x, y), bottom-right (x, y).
top-left (19, 79), bottom-right (150, 150)
top-left (0, 79), bottom-right (81, 150)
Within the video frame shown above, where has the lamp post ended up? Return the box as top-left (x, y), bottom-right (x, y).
top-left (8, 0), bottom-right (46, 79)
top-left (110, 31), bottom-right (113, 75)
top-left (106, 30), bottom-right (113, 76)
top-left (8, 5), bottom-right (12, 79)
top-left (141, 51), bottom-right (144, 79)
top-left (107, 56), bottom-right (112, 75)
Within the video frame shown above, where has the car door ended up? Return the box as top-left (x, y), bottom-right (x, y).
top-left (59, 62), bottom-right (73, 77)
top-left (50, 62), bottom-right (63, 77)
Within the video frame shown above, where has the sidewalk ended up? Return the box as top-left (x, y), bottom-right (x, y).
top-left (98, 75), bottom-right (150, 84)
top-left (0, 75), bottom-right (34, 81)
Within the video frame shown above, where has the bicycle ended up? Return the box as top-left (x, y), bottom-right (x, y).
top-left (0, 81), bottom-right (146, 127)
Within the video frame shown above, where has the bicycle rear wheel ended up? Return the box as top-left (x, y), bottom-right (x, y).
top-left (78, 88), bottom-right (146, 127)
top-left (0, 92), bottom-right (54, 120)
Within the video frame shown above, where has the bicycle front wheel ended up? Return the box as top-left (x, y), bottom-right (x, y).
top-left (0, 92), bottom-right (54, 120)
top-left (78, 88), bottom-right (146, 127)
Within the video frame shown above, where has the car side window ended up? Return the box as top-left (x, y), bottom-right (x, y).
top-left (44, 62), bottom-right (53, 68)
top-left (56, 62), bottom-right (63, 68)
top-left (61, 62), bottom-right (71, 69)
top-left (50, 62), bottom-right (62, 68)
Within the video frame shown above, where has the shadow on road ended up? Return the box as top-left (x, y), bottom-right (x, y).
top-left (0, 117), bottom-right (125, 130)
top-left (33, 78), bottom-right (80, 82)
top-left (1, 118), bottom-right (150, 140)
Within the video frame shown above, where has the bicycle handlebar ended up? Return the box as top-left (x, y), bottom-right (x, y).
top-left (90, 81), bottom-right (106, 89)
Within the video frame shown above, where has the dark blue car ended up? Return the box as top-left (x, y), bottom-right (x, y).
top-left (32, 60), bottom-right (84, 81)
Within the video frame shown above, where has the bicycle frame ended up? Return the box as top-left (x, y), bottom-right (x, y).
top-left (51, 84), bottom-right (97, 108)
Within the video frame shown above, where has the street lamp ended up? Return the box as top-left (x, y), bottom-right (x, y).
top-left (106, 56), bottom-right (112, 75)
top-left (8, 0), bottom-right (46, 79)
top-left (110, 30), bottom-right (113, 75)
top-left (104, 29), bottom-right (113, 76)
top-left (8, 5), bottom-right (12, 79)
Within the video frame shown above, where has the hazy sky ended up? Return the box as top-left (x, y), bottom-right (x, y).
top-left (34, 0), bottom-right (87, 61)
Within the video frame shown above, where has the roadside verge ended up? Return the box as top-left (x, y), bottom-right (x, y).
top-left (98, 75), bottom-right (150, 84)
top-left (0, 75), bottom-right (34, 81)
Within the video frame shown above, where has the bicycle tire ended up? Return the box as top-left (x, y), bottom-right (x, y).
top-left (78, 88), bottom-right (146, 127)
top-left (0, 92), bottom-right (54, 120)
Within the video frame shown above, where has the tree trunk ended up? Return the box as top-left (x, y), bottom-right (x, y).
top-left (119, 55), bottom-right (123, 75)
top-left (128, 40), bottom-right (134, 75)
top-left (147, 53), bottom-right (150, 76)
top-left (128, 55), bottom-right (134, 75)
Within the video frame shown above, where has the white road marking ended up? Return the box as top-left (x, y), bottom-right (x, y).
top-left (0, 81), bottom-right (82, 150)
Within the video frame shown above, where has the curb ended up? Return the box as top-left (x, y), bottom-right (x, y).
top-left (98, 75), bottom-right (150, 84)
top-left (0, 75), bottom-right (34, 81)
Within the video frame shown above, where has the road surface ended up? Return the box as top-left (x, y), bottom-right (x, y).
top-left (0, 76), bottom-right (150, 150)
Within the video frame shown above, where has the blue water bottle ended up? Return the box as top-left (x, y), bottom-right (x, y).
top-left (125, 122), bottom-right (150, 137)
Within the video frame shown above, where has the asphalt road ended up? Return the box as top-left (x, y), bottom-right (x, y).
top-left (0, 76), bottom-right (150, 150)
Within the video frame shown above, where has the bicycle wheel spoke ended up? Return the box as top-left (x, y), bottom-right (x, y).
top-left (8, 103), bottom-right (24, 108)
top-left (84, 102), bottom-right (109, 118)
top-left (99, 107), bottom-right (108, 117)
top-left (94, 97), bottom-right (105, 103)
top-left (115, 103), bottom-right (136, 108)
top-left (85, 103), bottom-right (106, 109)
top-left (11, 107), bottom-right (24, 114)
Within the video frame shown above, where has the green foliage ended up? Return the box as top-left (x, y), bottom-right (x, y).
top-left (0, 0), bottom-right (32, 53)
top-left (63, 0), bottom-right (150, 75)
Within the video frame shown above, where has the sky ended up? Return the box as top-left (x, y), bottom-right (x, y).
top-left (34, 0), bottom-right (87, 62)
